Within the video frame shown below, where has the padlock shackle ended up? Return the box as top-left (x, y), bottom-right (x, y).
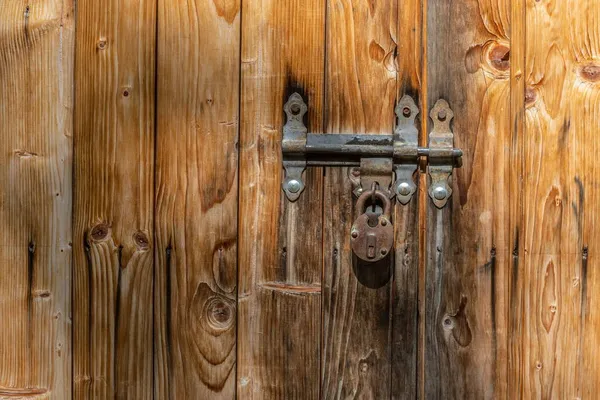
top-left (355, 189), bottom-right (392, 219)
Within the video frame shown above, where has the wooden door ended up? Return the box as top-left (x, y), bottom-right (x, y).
top-left (1, 0), bottom-right (600, 399)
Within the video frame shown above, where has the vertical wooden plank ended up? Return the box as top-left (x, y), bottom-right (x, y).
top-left (520, 0), bottom-right (600, 397)
top-left (425, 0), bottom-right (514, 397)
top-left (73, 0), bottom-right (156, 398)
top-left (508, 0), bottom-right (525, 398)
top-left (569, 4), bottom-right (600, 396)
top-left (392, 0), bottom-right (423, 398)
top-left (320, 1), bottom-right (397, 398)
top-left (154, 0), bottom-right (240, 398)
top-left (237, 0), bottom-right (325, 398)
top-left (0, 1), bottom-right (73, 398)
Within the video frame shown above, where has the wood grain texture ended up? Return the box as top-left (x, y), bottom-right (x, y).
top-left (321, 0), bottom-right (397, 398)
top-left (425, 0), bottom-right (514, 398)
top-left (508, 0), bottom-right (525, 398)
top-left (519, 0), bottom-right (600, 397)
top-left (154, 0), bottom-right (240, 398)
top-left (237, 0), bottom-right (325, 398)
top-left (0, 1), bottom-right (73, 398)
top-left (392, 0), bottom-right (423, 398)
top-left (73, 0), bottom-right (156, 398)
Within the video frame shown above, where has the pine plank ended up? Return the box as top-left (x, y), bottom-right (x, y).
top-left (237, 0), bottom-right (326, 398)
top-left (73, 0), bottom-right (156, 398)
top-left (569, 3), bottom-right (600, 394)
top-left (0, 1), bottom-right (73, 398)
top-left (425, 0), bottom-right (514, 397)
top-left (321, 0), bottom-right (398, 398)
top-left (520, 0), bottom-right (600, 397)
top-left (508, 0), bottom-right (525, 397)
top-left (154, 0), bottom-right (240, 398)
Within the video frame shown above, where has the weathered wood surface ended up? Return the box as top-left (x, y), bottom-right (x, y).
top-left (0, 1), bottom-right (73, 398)
top-left (73, 0), bottom-right (156, 398)
top-left (425, 0), bottom-right (514, 398)
top-left (393, 1), bottom-right (423, 398)
top-left (3, 1), bottom-right (600, 399)
top-left (154, 0), bottom-right (240, 398)
top-left (237, 0), bottom-right (325, 398)
top-left (520, 0), bottom-right (600, 397)
top-left (425, 0), bottom-right (600, 398)
top-left (508, 0), bottom-right (525, 397)
top-left (321, 0), bottom-right (419, 398)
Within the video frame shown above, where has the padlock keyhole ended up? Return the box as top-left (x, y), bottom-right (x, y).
top-left (364, 198), bottom-right (384, 227)
top-left (366, 233), bottom-right (377, 259)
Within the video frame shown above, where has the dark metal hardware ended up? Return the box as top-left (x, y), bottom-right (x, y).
top-left (350, 187), bottom-right (394, 262)
top-left (281, 93), bottom-right (462, 208)
top-left (286, 134), bottom-right (462, 160)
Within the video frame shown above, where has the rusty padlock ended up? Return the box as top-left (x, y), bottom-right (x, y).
top-left (350, 188), bottom-right (394, 262)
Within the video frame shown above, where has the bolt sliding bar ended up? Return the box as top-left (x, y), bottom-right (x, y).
top-left (284, 133), bottom-right (462, 165)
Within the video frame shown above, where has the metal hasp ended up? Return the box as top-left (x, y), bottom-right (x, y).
top-left (281, 92), bottom-right (463, 208)
top-left (393, 95), bottom-right (420, 204)
top-left (281, 93), bottom-right (308, 201)
top-left (427, 99), bottom-right (461, 208)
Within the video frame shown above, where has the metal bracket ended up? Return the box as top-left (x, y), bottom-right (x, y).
top-left (354, 157), bottom-right (394, 198)
top-left (280, 93), bottom-right (462, 207)
top-left (281, 93), bottom-right (308, 201)
top-left (428, 99), bottom-right (460, 209)
top-left (393, 95), bottom-right (420, 204)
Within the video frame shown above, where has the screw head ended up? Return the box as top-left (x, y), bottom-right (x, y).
top-left (351, 231), bottom-right (359, 239)
top-left (396, 181), bottom-right (412, 196)
top-left (432, 186), bottom-right (448, 200)
top-left (380, 219), bottom-right (387, 226)
top-left (286, 179), bottom-right (302, 193)
top-left (381, 249), bottom-right (387, 256)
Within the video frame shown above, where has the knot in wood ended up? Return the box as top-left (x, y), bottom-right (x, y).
top-left (97, 38), bottom-right (107, 50)
top-left (133, 231), bottom-right (150, 250)
top-left (525, 86), bottom-right (537, 107)
top-left (90, 223), bottom-right (110, 242)
top-left (442, 316), bottom-right (454, 329)
top-left (488, 44), bottom-right (510, 72)
top-left (205, 296), bottom-right (234, 331)
top-left (580, 65), bottom-right (600, 82)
